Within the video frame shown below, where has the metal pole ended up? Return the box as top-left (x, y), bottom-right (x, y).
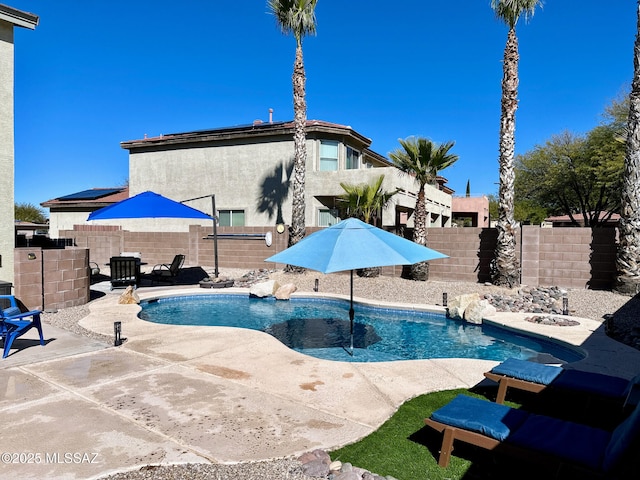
top-left (212, 195), bottom-right (219, 278)
top-left (349, 270), bottom-right (354, 356)
top-left (180, 193), bottom-right (218, 278)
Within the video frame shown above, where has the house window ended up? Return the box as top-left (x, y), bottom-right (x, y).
top-left (318, 209), bottom-right (340, 227)
top-left (346, 146), bottom-right (360, 169)
top-left (320, 140), bottom-right (339, 171)
top-left (218, 210), bottom-right (245, 226)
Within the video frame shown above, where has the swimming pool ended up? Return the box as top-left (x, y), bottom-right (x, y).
top-left (138, 294), bottom-right (584, 363)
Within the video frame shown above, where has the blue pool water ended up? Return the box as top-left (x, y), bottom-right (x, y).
top-left (138, 295), bottom-right (584, 363)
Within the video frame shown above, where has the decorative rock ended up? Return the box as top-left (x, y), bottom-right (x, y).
top-left (249, 280), bottom-right (280, 298)
top-left (234, 268), bottom-right (272, 288)
top-left (199, 275), bottom-right (235, 289)
top-left (299, 449), bottom-right (330, 477)
top-left (301, 458), bottom-right (330, 477)
top-left (333, 471), bottom-right (360, 480)
top-left (447, 293), bottom-right (480, 320)
top-left (118, 285), bottom-right (139, 305)
top-left (274, 283), bottom-right (298, 300)
top-left (525, 315), bottom-right (579, 326)
top-left (329, 460), bottom-right (343, 472)
top-left (464, 298), bottom-right (496, 324)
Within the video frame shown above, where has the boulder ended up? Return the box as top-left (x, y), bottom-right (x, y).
top-left (249, 280), bottom-right (280, 298)
top-left (447, 293), bottom-right (480, 320)
top-left (274, 283), bottom-right (297, 300)
top-left (118, 285), bottom-right (139, 305)
top-left (463, 299), bottom-right (497, 324)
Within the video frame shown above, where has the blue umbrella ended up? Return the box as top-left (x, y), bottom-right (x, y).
top-left (87, 191), bottom-right (212, 220)
top-left (265, 217), bottom-right (448, 354)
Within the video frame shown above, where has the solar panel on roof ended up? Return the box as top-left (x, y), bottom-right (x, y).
top-left (57, 188), bottom-right (123, 201)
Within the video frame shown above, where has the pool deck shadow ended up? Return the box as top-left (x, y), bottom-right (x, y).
top-left (1, 286), bottom-right (639, 479)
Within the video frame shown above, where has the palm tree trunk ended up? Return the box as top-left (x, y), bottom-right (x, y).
top-left (411, 185), bottom-right (430, 281)
top-left (616, 2), bottom-right (640, 295)
top-left (286, 43), bottom-right (307, 273)
top-left (492, 27), bottom-right (521, 288)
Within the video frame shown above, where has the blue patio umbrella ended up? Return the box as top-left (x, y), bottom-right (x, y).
top-left (88, 190), bottom-right (218, 276)
top-left (265, 217), bottom-right (448, 355)
top-left (87, 191), bottom-right (212, 221)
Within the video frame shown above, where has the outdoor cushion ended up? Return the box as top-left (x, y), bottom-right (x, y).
top-left (506, 413), bottom-right (610, 471)
top-left (552, 369), bottom-right (631, 399)
top-left (602, 400), bottom-right (640, 472)
top-left (490, 357), bottom-right (562, 385)
top-left (430, 394), bottom-right (529, 441)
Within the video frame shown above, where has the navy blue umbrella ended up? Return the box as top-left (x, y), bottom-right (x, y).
top-left (87, 191), bottom-right (212, 220)
top-left (265, 218), bottom-right (448, 354)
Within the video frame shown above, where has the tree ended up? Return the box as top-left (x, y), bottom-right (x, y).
top-left (337, 174), bottom-right (398, 277)
top-left (514, 130), bottom-right (624, 226)
top-left (390, 137), bottom-right (458, 281)
top-left (268, 0), bottom-right (318, 273)
top-left (490, 0), bottom-right (542, 288)
top-left (15, 203), bottom-right (47, 224)
top-left (337, 174), bottom-right (398, 226)
top-left (616, 1), bottom-right (640, 295)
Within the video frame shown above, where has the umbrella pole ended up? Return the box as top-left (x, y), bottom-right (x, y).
top-left (349, 269), bottom-right (354, 356)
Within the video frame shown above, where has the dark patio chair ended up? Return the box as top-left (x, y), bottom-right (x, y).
top-left (109, 256), bottom-right (141, 290)
top-left (424, 394), bottom-right (640, 477)
top-left (0, 295), bottom-right (45, 358)
top-left (151, 254), bottom-right (185, 284)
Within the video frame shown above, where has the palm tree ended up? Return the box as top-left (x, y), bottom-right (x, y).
top-left (338, 174), bottom-right (398, 277)
top-left (268, 0), bottom-right (318, 273)
top-left (615, 1), bottom-right (640, 296)
top-left (490, 0), bottom-right (542, 288)
top-left (338, 174), bottom-right (398, 226)
top-left (390, 137), bottom-right (458, 281)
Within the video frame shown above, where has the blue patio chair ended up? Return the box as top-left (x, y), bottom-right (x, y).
top-left (0, 295), bottom-right (45, 358)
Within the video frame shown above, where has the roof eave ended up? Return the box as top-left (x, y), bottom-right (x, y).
top-left (0, 4), bottom-right (39, 29)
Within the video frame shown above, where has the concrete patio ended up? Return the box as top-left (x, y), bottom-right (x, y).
top-left (1, 284), bottom-right (639, 480)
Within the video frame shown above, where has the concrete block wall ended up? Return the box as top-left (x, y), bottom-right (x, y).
top-left (428, 225), bottom-right (617, 289)
top-left (56, 224), bottom-right (619, 291)
top-left (61, 225), bottom-right (289, 273)
top-left (427, 227), bottom-right (497, 283)
top-left (14, 247), bottom-right (90, 310)
top-left (536, 226), bottom-right (617, 289)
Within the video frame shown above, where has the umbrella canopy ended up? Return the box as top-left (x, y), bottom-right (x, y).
top-left (87, 191), bottom-right (212, 221)
top-left (265, 217), bottom-right (448, 356)
top-left (265, 217), bottom-right (447, 272)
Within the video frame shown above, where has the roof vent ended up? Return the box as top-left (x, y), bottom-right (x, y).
top-left (253, 119), bottom-right (263, 126)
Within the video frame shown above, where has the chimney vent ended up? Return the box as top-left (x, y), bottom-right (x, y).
top-left (269, 108), bottom-right (273, 124)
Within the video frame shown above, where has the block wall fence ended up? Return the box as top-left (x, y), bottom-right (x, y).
top-left (14, 224), bottom-right (618, 310)
top-left (14, 247), bottom-right (90, 311)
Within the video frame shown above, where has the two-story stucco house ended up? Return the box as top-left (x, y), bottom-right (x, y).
top-left (116, 118), bottom-right (452, 233)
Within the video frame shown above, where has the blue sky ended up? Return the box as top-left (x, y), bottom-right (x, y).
top-left (10, 1), bottom-right (636, 211)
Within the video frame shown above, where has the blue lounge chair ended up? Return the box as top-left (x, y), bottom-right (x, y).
top-left (484, 357), bottom-right (639, 404)
top-left (424, 394), bottom-right (640, 476)
top-left (0, 295), bottom-right (45, 358)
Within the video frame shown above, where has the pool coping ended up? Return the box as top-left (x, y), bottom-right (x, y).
top-left (128, 286), bottom-right (640, 376)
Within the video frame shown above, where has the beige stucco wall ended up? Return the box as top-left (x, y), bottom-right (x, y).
top-left (127, 137), bottom-right (452, 230)
top-left (49, 209), bottom-right (94, 238)
top-left (0, 22), bottom-right (15, 284)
